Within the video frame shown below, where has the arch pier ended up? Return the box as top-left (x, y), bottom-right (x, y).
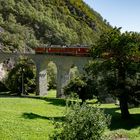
top-left (0, 53), bottom-right (91, 98)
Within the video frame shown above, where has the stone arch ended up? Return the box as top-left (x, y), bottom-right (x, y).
top-left (0, 53), bottom-right (90, 97)
top-left (33, 55), bottom-right (90, 98)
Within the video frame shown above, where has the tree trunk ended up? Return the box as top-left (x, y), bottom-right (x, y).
top-left (119, 93), bottom-right (130, 119)
top-left (117, 60), bottom-right (130, 118)
top-left (81, 98), bottom-right (86, 105)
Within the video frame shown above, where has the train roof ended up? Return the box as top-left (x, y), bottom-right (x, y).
top-left (38, 45), bottom-right (89, 48)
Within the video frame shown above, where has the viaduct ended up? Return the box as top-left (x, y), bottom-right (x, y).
top-left (0, 52), bottom-right (91, 97)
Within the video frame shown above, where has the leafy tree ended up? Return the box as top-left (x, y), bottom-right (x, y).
top-left (64, 76), bottom-right (98, 103)
top-left (88, 27), bottom-right (140, 118)
top-left (6, 57), bottom-right (36, 95)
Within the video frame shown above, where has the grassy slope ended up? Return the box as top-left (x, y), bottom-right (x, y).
top-left (0, 91), bottom-right (66, 140)
top-left (0, 90), bottom-right (140, 140)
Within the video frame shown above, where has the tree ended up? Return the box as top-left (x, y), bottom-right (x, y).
top-left (6, 57), bottom-right (36, 95)
top-left (88, 27), bottom-right (140, 118)
top-left (64, 76), bottom-right (98, 103)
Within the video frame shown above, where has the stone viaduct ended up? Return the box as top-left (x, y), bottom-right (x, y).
top-left (0, 52), bottom-right (91, 97)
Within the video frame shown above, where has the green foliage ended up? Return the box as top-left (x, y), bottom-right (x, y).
top-left (88, 27), bottom-right (140, 118)
top-left (47, 62), bottom-right (57, 90)
top-left (69, 66), bottom-right (79, 79)
top-left (6, 57), bottom-right (36, 95)
top-left (51, 102), bottom-right (111, 140)
top-left (0, 0), bottom-right (111, 52)
top-left (64, 76), bottom-right (97, 103)
top-left (89, 28), bottom-right (140, 99)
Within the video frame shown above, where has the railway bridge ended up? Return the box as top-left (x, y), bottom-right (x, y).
top-left (0, 47), bottom-right (91, 97)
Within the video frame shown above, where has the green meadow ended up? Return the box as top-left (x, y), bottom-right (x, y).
top-left (0, 90), bottom-right (140, 140)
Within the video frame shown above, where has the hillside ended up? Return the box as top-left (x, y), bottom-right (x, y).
top-left (0, 0), bottom-right (111, 52)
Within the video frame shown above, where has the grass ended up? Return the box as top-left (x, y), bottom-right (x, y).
top-left (0, 90), bottom-right (140, 140)
top-left (100, 104), bottom-right (140, 140)
top-left (0, 90), bottom-right (66, 140)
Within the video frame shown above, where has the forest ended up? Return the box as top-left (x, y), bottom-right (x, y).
top-left (0, 0), bottom-right (110, 52)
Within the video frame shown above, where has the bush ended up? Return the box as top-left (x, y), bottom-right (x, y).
top-left (64, 76), bottom-right (98, 103)
top-left (50, 102), bottom-right (111, 140)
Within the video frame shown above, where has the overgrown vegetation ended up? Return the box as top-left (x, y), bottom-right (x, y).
top-left (0, 0), bottom-right (111, 52)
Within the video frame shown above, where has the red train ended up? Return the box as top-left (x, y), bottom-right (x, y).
top-left (35, 46), bottom-right (90, 56)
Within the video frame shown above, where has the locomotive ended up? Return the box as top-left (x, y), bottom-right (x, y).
top-left (35, 45), bottom-right (90, 56)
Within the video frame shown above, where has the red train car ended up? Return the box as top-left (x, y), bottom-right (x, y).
top-left (35, 46), bottom-right (90, 56)
top-left (35, 47), bottom-right (46, 53)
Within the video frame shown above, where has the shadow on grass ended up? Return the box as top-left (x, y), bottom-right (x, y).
top-left (26, 96), bottom-right (67, 107)
top-left (102, 107), bottom-right (140, 130)
top-left (0, 92), bottom-right (68, 107)
top-left (43, 97), bottom-right (66, 106)
top-left (25, 96), bottom-right (77, 107)
top-left (22, 112), bottom-right (65, 122)
top-left (0, 91), bottom-right (19, 97)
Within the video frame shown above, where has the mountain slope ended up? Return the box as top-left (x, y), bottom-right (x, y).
top-left (0, 0), bottom-right (111, 52)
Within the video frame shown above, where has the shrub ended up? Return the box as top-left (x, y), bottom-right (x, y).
top-left (64, 76), bottom-right (98, 103)
top-left (50, 102), bottom-right (111, 140)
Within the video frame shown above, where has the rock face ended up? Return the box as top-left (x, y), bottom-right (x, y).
top-left (0, 58), bottom-right (15, 81)
top-left (0, 63), bottom-right (6, 80)
top-left (0, 0), bottom-right (111, 52)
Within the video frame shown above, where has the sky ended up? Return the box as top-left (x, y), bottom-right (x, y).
top-left (83, 0), bottom-right (140, 32)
